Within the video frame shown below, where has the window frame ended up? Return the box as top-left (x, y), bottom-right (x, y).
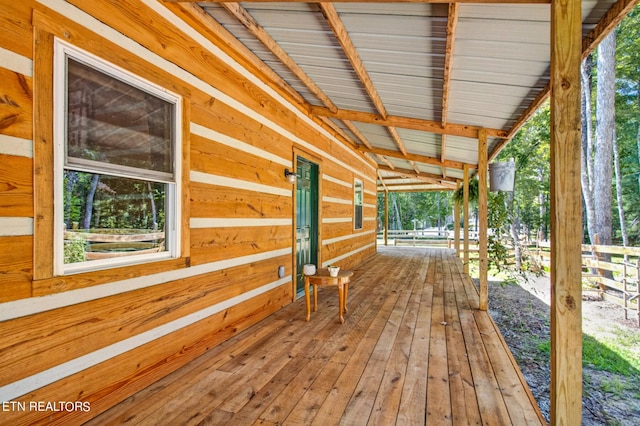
top-left (53, 39), bottom-right (182, 275)
top-left (354, 178), bottom-right (363, 230)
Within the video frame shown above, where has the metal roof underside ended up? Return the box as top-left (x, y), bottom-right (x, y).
top-left (185, 0), bottom-right (634, 192)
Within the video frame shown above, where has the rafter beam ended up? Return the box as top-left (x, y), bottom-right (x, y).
top-left (214, 2), bottom-right (379, 158)
top-left (408, 160), bottom-right (421, 175)
top-left (221, 2), bottom-right (338, 113)
top-left (581, 0), bottom-right (639, 59)
top-left (359, 146), bottom-right (476, 170)
top-left (377, 164), bottom-right (458, 184)
top-left (379, 156), bottom-right (396, 169)
top-left (377, 170), bottom-right (389, 192)
top-left (383, 182), bottom-right (457, 190)
top-left (378, 185), bottom-right (455, 193)
top-left (489, 84), bottom-right (550, 161)
top-left (165, 2), bottom-right (307, 107)
top-left (317, 116), bottom-right (359, 148)
top-left (442, 3), bottom-right (459, 127)
top-left (344, 120), bottom-right (391, 165)
top-left (491, 0), bottom-right (639, 161)
top-left (343, 120), bottom-right (372, 149)
top-left (441, 134), bottom-right (448, 177)
top-left (387, 126), bottom-right (408, 157)
top-left (310, 106), bottom-right (507, 139)
top-left (319, 3), bottom-right (388, 118)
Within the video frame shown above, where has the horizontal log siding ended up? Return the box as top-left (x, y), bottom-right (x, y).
top-left (0, 0), bottom-right (376, 424)
top-left (2, 284), bottom-right (291, 425)
top-left (0, 68), bottom-right (32, 141)
top-left (0, 154), bottom-right (33, 217)
top-left (320, 175), bottom-right (377, 269)
top-left (1, 255), bottom-right (290, 385)
top-left (0, 8), bottom-right (35, 304)
top-left (191, 226), bottom-right (293, 265)
top-left (0, 236), bottom-right (32, 301)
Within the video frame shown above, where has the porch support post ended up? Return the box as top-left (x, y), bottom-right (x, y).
top-left (550, 0), bottom-right (583, 423)
top-left (384, 189), bottom-right (389, 246)
top-left (463, 164), bottom-right (470, 274)
top-left (454, 181), bottom-right (461, 257)
top-left (478, 128), bottom-right (488, 310)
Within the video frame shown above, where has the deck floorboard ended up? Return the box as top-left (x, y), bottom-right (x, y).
top-left (87, 247), bottom-right (545, 425)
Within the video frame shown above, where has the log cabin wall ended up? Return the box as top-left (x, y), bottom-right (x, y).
top-left (0, 0), bottom-right (377, 423)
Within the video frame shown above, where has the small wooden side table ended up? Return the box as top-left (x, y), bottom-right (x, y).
top-left (305, 268), bottom-right (353, 324)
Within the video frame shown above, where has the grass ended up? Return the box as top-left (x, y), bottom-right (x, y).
top-left (470, 256), bottom-right (640, 400)
top-left (537, 326), bottom-right (640, 377)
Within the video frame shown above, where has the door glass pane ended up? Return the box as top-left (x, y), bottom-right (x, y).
top-left (296, 158), bottom-right (318, 293)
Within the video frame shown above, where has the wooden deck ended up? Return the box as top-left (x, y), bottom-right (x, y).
top-left (88, 247), bottom-right (545, 425)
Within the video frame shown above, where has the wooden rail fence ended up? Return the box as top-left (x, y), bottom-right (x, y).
top-left (378, 232), bottom-right (639, 326)
top-left (377, 229), bottom-right (478, 248)
top-left (64, 230), bottom-right (165, 260)
top-left (535, 240), bottom-right (640, 326)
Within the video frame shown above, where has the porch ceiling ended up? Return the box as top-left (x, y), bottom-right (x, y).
top-left (174, 0), bottom-right (634, 191)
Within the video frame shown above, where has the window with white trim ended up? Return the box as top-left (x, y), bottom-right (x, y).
top-left (354, 179), bottom-right (363, 230)
top-left (54, 40), bottom-right (181, 274)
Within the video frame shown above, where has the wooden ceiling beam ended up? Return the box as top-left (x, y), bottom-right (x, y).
top-left (378, 156), bottom-right (396, 169)
top-left (310, 106), bottom-right (508, 139)
top-left (319, 3), bottom-right (388, 119)
top-left (441, 134), bottom-right (448, 178)
top-left (377, 183), bottom-right (456, 192)
top-left (343, 120), bottom-right (390, 165)
top-left (317, 116), bottom-right (359, 148)
top-left (489, 84), bottom-right (550, 161)
top-left (387, 126), bottom-right (409, 157)
top-left (344, 120), bottom-right (373, 149)
top-left (442, 3), bottom-right (459, 128)
top-left (491, 0), bottom-right (638, 161)
top-left (221, 2), bottom-right (338, 113)
top-left (409, 160), bottom-right (421, 175)
top-left (377, 170), bottom-right (389, 192)
top-left (165, 1), bottom-right (307, 107)
top-left (378, 165), bottom-right (458, 184)
top-left (359, 146), bottom-right (476, 170)
top-left (581, 0), bottom-right (639, 60)
top-left (322, 2), bottom-right (452, 177)
top-left (214, 2), bottom-right (376, 158)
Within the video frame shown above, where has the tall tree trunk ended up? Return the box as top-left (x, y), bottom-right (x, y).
top-left (538, 170), bottom-right (547, 241)
top-left (509, 194), bottom-right (522, 270)
top-left (581, 55), bottom-right (597, 244)
top-left (392, 193), bottom-right (402, 230)
top-left (613, 133), bottom-right (628, 248)
top-left (594, 32), bottom-right (616, 248)
top-left (147, 181), bottom-right (158, 230)
top-left (83, 174), bottom-right (100, 230)
top-left (637, 77), bottom-right (640, 195)
top-left (64, 171), bottom-right (78, 230)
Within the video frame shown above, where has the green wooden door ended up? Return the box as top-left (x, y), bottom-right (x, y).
top-left (296, 157), bottom-right (318, 295)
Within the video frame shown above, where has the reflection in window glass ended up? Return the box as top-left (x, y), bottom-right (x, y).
top-left (56, 41), bottom-right (180, 273)
top-left (63, 172), bottom-right (166, 264)
top-left (66, 59), bottom-right (174, 177)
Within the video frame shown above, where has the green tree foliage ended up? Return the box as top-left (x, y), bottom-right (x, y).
top-left (64, 171), bottom-right (165, 232)
top-left (377, 191), bottom-right (453, 231)
top-left (615, 6), bottom-right (640, 244)
top-left (496, 104), bottom-right (551, 241)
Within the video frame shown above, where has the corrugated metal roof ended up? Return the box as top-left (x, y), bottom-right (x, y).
top-left (196, 0), bottom-right (625, 191)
